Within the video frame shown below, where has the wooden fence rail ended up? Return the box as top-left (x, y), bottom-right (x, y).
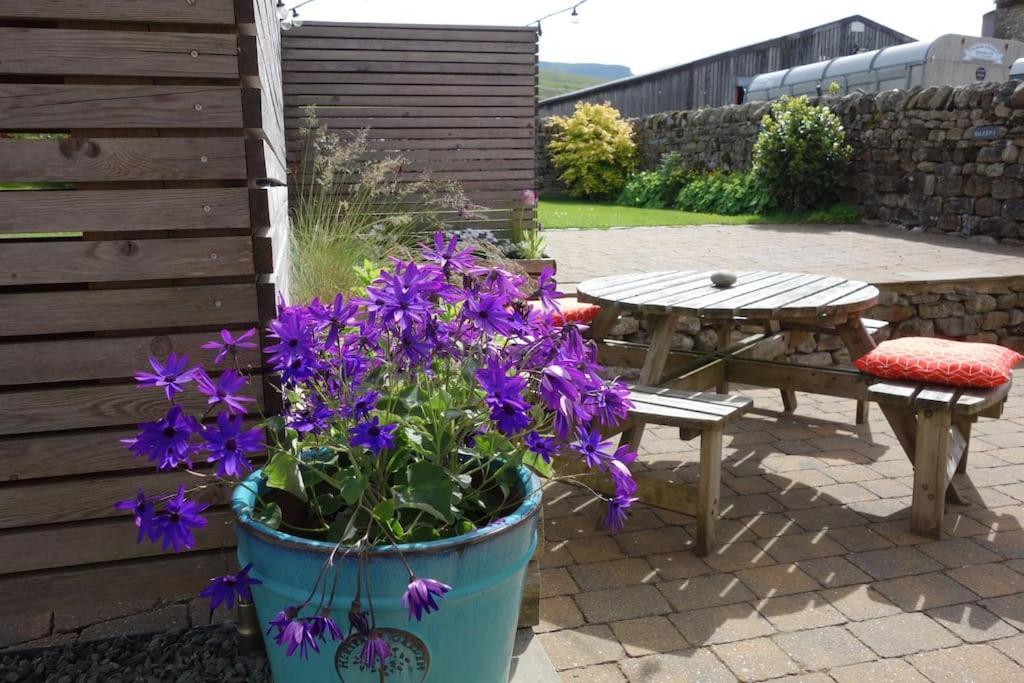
top-left (0, 0), bottom-right (287, 645)
top-left (282, 21), bottom-right (538, 230)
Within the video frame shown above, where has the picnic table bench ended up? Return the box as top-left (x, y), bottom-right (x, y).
top-left (575, 270), bottom-right (1013, 548)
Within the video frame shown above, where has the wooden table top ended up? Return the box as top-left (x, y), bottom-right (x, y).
top-left (576, 271), bottom-right (880, 321)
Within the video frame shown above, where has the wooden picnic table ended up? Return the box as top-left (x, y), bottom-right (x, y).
top-left (577, 270), bottom-right (881, 446)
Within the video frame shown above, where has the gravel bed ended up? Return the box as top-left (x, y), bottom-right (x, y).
top-left (0, 625), bottom-right (270, 683)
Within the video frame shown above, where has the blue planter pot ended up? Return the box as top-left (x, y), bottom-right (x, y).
top-left (232, 466), bottom-right (542, 683)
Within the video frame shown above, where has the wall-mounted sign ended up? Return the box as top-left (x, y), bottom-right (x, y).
top-left (973, 125), bottom-right (1005, 140)
top-left (964, 43), bottom-right (1004, 64)
top-left (977, 66), bottom-right (988, 81)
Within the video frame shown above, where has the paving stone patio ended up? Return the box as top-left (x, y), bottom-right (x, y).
top-left (539, 225), bottom-right (1024, 681)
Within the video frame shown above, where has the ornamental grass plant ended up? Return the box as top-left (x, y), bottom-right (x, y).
top-left (116, 234), bottom-right (638, 671)
top-left (290, 108), bottom-right (483, 303)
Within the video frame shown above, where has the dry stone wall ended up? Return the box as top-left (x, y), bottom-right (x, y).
top-left (539, 81), bottom-right (1024, 243)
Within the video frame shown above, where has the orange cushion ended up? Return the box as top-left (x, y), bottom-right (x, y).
top-left (530, 297), bottom-right (601, 326)
top-left (854, 337), bottom-right (1022, 389)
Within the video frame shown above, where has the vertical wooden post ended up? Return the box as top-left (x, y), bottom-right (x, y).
top-left (696, 427), bottom-right (723, 556)
top-left (715, 323), bottom-right (731, 394)
top-left (619, 313), bottom-right (679, 451)
top-left (910, 407), bottom-right (951, 539)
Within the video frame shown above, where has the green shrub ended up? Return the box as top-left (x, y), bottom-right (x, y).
top-left (674, 171), bottom-right (770, 215)
top-left (617, 170), bottom-right (663, 207)
top-left (548, 102), bottom-right (636, 199)
top-left (752, 96), bottom-right (853, 210)
top-left (654, 152), bottom-right (693, 206)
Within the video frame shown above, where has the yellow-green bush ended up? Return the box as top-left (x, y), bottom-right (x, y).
top-left (548, 102), bottom-right (636, 199)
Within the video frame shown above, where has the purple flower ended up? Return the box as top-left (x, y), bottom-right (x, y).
top-left (591, 382), bottom-right (632, 427)
top-left (360, 630), bottom-right (392, 670)
top-left (402, 576), bottom-right (452, 621)
top-left (195, 369), bottom-right (254, 415)
top-left (309, 613), bottom-right (343, 643)
top-left (487, 394), bottom-right (531, 436)
top-left (349, 391), bottom-right (381, 419)
top-left (200, 413), bottom-right (263, 478)
top-left (280, 618), bottom-right (320, 659)
top-left (604, 494), bottom-right (636, 533)
top-left (536, 268), bottom-right (563, 312)
top-left (539, 363), bottom-right (582, 410)
top-left (133, 352), bottom-right (198, 400)
top-left (348, 602), bottom-right (370, 637)
top-left (475, 356), bottom-right (526, 399)
top-left (114, 489), bottom-right (157, 543)
top-left (525, 432), bottom-right (558, 463)
top-left (201, 329), bottom-right (257, 366)
top-left (519, 188), bottom-right (538, 209)
top-left (463, 294), bottom-right (513, 336)
top-left (199, 563), bottom-right (261, 610)
top-left (267, 606), bottom-right (297, 640)
top-left (152, 485), bottom-right (208, 552)
top-left (362, 262), bottom-right (439, 329)
top-left (127, 405), bottom-right (197, 470)
top-left (571, 428), bottom-right (616, 469)
top-left (422, 231), bottom-right (475, 275)
top-left (265, 309), bottom-right (315, 377)
top-left (285, 398), bottom-right (334, 434)
top-left (309, 293), bottom-right (356, 347)
top-left (350, 417), bottom-right (397, 456)
top-left (607, 459), bottom-right (637, 497)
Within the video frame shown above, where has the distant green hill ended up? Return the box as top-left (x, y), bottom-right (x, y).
top-left (539, 61), bottom-right (633, 100)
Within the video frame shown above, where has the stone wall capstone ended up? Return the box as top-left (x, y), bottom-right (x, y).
top-left (539, 81), bottom-right (1024, 244)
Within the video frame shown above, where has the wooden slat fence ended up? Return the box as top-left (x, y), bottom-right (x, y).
top-left (0, 0), bottom-right (288, 644)
top-left (282, 22), bottom-right (538, 230)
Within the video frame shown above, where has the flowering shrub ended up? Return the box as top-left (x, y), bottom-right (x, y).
top-left (548, 102), bottom-right (636, 199)
top-left (116, 233), bottom-right (637, 669)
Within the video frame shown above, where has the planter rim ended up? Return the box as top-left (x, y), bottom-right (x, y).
top-left (232, 465), bottom-right (542, 557)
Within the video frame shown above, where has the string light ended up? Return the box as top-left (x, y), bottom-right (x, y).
top-left (279, 0), bottom-right (317, 30)
top-left (528, 0), bottom-right (589, 34)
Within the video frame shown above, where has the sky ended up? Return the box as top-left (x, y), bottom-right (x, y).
top-left (296, 0), bottom-right (996, 75)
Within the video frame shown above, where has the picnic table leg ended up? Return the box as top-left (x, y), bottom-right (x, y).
top-left (715, 323), bottom-right (731, 394)
top-left (767, 320), bottom-right (798, 412)
top-left (587, 304), bottom-right (621, 343)
top-left (696, 426), bottom-right (723, 556)
top-left (619, 312), bottom-right (679, 451)
top-left (911, 407), bottom-right (951, 540)
top-left (835, 315), bottom-right (877, 426)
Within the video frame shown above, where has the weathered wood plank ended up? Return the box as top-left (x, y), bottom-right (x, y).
top-left (284, 72), bottom-right (536, 86)
top-left (0, 330), bottom-right (262, 387)
top-left (0, 84), bottom-right (243, 130)
top-left (0, 188), bottom-right (251, 234)
top-left (0, 284), bottom-right (259, 337)
top-left (0, 237), bottom-right (255, 286)
top-left (282, 60), bottom-right (536, 76)
top-left (0, 510), bottom-right (236, 575)
top-left (284, 115), bottom-right (535, 129)
top-left (283, 37), bottom-right (536, 54)
top-left (284, 85), bottom-right (537, 97)
top-left (910, 408), bottom-right (950, 539)
top-left (0, 379), bottom-right (263, 436)
top-left (696, 427), bottom-right (722, 557)
top-left (282, 48), bottom-right (536, 65)
top-left (954, 382), bottom-right (1012, 416)
top-left (0, 137), bottom-right (247, 183)
top-left (286, 104), bottom-right (535, 118)
top-left (0, 28), bottom-right (239, 78)
top-left (286, 23), bottom-right (537, 43)
top-left (628, 387), bottom-right (752, 417)
top-left (0, 0), bottom-right (237, 24)
top-left (0, 469), bottom-right (233, 530)
top-left (0, 551), bottom-right (235, 632)
top-left (287, 127), bottom-right (536, 140)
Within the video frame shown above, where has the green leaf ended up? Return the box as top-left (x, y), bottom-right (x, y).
top-left (263, 452), bottom-right (306, 501)
top-left (339, 472), bottom-right (368, 505)
top-left (523, 451), bottom-right (554, 479)
top-left (253, 502), bottom-right (282, 529)
top-left (457, 519), bottom-right (476, 535)
top-left (395, 461), bottom-right (454, 524)
top-left (372, 498), bottom-right (396, 525)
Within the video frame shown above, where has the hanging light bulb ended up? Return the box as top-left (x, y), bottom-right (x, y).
top-left (280, 16), bottom-right (294, 30)
top-left (276, 0), bottom-right (288, 20)
top-left (570, 6), bottom-right (580, 23)
top-left (291, 8), bottom-right (303, 27)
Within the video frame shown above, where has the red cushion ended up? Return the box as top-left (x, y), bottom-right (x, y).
top-left (530, 297), bottom-right (601, 326)
top-left (854, 337), bottom-right (1022, 388)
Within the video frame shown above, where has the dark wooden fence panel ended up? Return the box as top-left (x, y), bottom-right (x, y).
top-left (282, 22), bottom-right (538, 230)
top-left (0, 0), bottom-right (287, 647)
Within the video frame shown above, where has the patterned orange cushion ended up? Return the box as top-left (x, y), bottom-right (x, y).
top-left (854, 337), bottom-right (1022, 388)
top-left (530, 298), bottom-right (601, 326)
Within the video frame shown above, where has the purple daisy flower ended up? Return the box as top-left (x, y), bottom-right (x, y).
top-left (152, 485), bottom-right (208, 552)
top-left (128, 405), bottom-right (197, 470)
top-left (591, 382), bottom-right (633, 427)
top-left (422, 231), bottom-right (475, 275)
top-left (349, 390), bottom-right (381, 419)
top-left (198, 563), bottom-right (261, 610)
top-left (195, 369), bottom-right (254, 415)
top-left (200, 413), bottom-right (263, 478)
top-left (309, 613), bottom-right (343, 643)
top-left (487, 394), bottom-right (531, 436)
top-left (571, 428), bottom-right (616, 469)
top-left (309, 293), bottom-right (357, 347)
top-left (360, 630), bottom-right (392, 670)
top-left (525, 432), bottom-right (558, 464)
top-left (536, 268), bottom-right (563, 312)
top-left (401, 576), bottom-right (452, 621)
top-left (607, 459), bottom-right (637, 497)
top-left (463, 294), bottom-right (514, 336)
top-left (350, 417), bottom-right (397, 456)
top-left (133, 352), bottom-right (198, 400)
top-left (201, 329), bottom-right (257, 366)
top-left (280, 618), bottom-right (320, 659)
top-left (113, 489), bottom-right (157, 543)
top-left (604, 494), bottom-right (636, 533)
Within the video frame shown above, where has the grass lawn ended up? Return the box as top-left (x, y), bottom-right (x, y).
top-left (538, 198), bottom-right (860, 229)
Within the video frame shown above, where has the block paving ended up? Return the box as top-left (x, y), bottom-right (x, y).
top-left (536, 379), bottom-right (1024, 681)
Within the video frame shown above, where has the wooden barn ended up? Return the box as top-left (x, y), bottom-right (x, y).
top-left (538, 15), bottom-right (914, 118)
